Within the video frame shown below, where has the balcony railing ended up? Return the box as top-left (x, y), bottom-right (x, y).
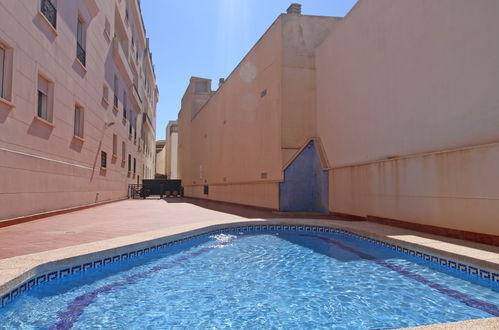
top-left (76, 42), bottom-right (86, 66)
top-left (112, 37), bottom-right (133, 88)
top-left (41, 0), bottom-right (57, 28)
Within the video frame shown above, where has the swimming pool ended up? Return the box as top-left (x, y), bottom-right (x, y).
top-left (0, 227), bottom-right (498, 329)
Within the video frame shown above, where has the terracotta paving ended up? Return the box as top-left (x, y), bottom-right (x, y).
top-left (0, 199), bottom-right (235, 259)
top-left (0, 198), bottom-right (348, 259)
top-left (1, 197), bottom-right (498, 265)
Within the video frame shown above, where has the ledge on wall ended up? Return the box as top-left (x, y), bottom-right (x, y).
top-left (367, 215), bottom-right (499, 247)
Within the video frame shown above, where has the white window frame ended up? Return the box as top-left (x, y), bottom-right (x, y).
top-left (36, 73), bottom-right (54, 123)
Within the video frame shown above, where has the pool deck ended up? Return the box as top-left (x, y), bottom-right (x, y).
top-left (0, 198), bottom-right (498, 329)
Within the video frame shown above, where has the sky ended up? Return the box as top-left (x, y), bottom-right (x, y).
top-left (140, 0), bottom-right (358, 140)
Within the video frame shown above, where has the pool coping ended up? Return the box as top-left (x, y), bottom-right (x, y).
top-left (0, 218), bottom-right (498, 329)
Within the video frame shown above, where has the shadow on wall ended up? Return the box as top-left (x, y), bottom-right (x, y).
top-left (27, 118), bottom-right (53, 140)
top-left (0, 106), bottom-right (10, 123)
top-left (70, 137), bottom-right (84, 152)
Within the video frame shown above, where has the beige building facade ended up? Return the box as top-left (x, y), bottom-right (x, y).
top-left (177, 1), bottom-right (499, 238)
top-left (165, 120), bottom-right (178, 179)
top-left (0, 0), bottom-right (158, 220)
top-left (155, 140), bottom-right (166, 177)
top-left (316, 0), bottom-right (499, 237)
top-left (155, 121), bottom-right (178, 179)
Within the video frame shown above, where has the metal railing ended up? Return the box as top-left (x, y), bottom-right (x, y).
top-left (41, 0), bottom-right (57, 28)
top-left (76, 42), bottom-right (86, 66)
top-left (128, 184), bottom-right (142, 199)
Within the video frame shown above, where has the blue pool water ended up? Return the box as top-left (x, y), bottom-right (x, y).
top-left (0, 230), bottom-right (498, 329)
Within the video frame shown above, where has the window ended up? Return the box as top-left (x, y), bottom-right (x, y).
top-left (113, 75), bottom-right (118, 108)
top-left (122, 141), bottom-right (126, 162)
top-left (123, 91), bottom-right (127, 119)
top-left (37, 90), bottom-right (47, 119)
top-left (113, 134), bottom-right (118, 156)
top-left (74, 105), bottom-right (84, 138)
top-left (0, 46), bottom-right (4, 99)
top-left (101, 151), bottom-right (107, 169)
top-left (40, 0), bottom-right (57, 29)
top-left (37, 75), bottom-right (52, 122)
top-left (128, 154), bottom-right (131, 172)
top-left (133, 157), bottom-right (136, 174)
top-left (76, 16), bottom-right (86, 66)
top-left (0, 41), bottom-right (12, 103)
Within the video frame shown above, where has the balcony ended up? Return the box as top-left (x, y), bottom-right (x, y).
top-left (41, 0), bottom-right (57, 29)
top-left (130, 83), bottom-right (142, 113)
top-left (142, 111), bottom-right (154, 134)
top-left (76, 42), bottom-right (86, 66)
top-left (112, 36), bottom-right (133, 88)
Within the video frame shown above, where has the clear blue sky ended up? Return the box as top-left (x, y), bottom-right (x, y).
top-left (141, 0), bottom-right (358, 140)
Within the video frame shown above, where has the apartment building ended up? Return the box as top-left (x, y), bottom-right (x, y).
top-left (0, 0), bottom-right (158, 220)
top-left (177, 1), bottom-right (499, 241)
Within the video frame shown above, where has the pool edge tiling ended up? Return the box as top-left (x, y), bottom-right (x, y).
top-left (1, 219), bottom-right (498, 329)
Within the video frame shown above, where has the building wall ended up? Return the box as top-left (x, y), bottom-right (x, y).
top-left (316, 0), bottom-right (499, 234)
top-left (178, 18), bottom-right (284, 209)
top-left (280, 14), bottom-right (338, 165)
top-left (168, 132), bottom-right (178, 179)
top-left (184, 182), bottom-right (279, 210)
top-left (155, 141), bottom-right (166, 176)
top-left (331, 143), bottom-right (499, 235)
top-left (166, 120), bottom-right (178, 179)
top-left (0, 0), bottom-right (158, 220)
top-left (177, 13), bottom-right (335, 209)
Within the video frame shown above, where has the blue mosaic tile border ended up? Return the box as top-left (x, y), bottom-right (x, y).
top-left (1, 224), bottom-right (498, 308)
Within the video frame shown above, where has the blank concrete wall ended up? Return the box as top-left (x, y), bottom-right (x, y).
top-left (317, 0), bottom-right (499, 166)
top-left (331, 143), bottom-right (499, 235)
top-left (178, 17), bottom-right (284, 207)
top-left (315, 0), bottom-right (499, 234)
